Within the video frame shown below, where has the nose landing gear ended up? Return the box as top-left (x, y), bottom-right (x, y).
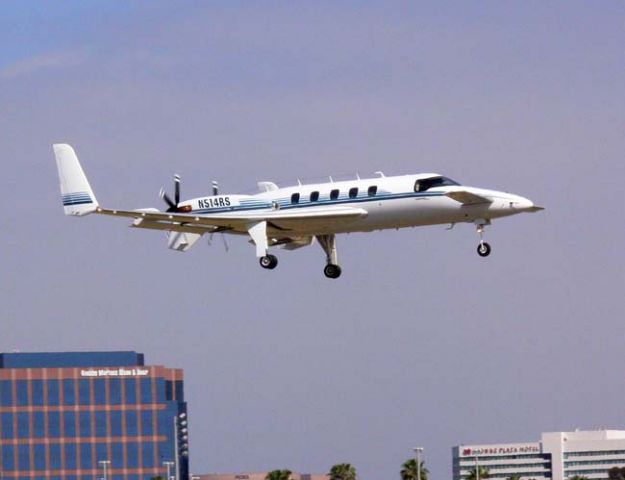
top-left (475, 221), bottom-right (492, 257)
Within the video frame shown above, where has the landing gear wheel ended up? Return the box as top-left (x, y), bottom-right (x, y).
top-left (324, 264), bottom-right (342, 279)
top-left (259, 254), bottom-right (278, 269)
top-left (477, 242), bottom-right (491, 257)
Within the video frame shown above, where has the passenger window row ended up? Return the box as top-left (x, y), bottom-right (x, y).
top-left (290, 186), bottom-right (378, 204)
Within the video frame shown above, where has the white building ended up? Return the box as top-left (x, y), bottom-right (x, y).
top-left (453, 430), bottom-right (625, 480)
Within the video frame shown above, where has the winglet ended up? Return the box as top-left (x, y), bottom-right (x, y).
top-left (53, 144), bottom-right (99, 216)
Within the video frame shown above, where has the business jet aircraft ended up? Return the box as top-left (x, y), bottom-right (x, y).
top-left (53, 144), bottom-right (543, 279)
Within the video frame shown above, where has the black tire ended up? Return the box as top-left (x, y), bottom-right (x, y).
top-left (324, 264), bottom-right (342, 279)
top-left (477, 242), bottom-right (491, 257)
top-left (259, 254), bottom-right (278, 269)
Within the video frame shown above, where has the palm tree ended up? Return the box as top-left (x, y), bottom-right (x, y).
top-left (507, 475), bottom-right (522, 480)
top-left (400, 458), bottom-right (429, 480)
top-left (265, 470), bottom-right (293, 480)
top-left (329, 463), bottom-right (357, 480)
top-left (466, 466), bottom-right (490, 480)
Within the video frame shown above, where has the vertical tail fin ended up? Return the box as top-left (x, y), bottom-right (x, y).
top-left (53, 144), bottom-right (99, 216)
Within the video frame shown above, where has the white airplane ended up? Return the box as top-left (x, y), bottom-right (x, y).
top-left (53, 144), bottom-right (543, 279)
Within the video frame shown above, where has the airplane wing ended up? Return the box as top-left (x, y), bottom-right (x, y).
top-left (95, 205), bottom-right (368, 233)
top-left (444, 190), bottom-right (492, 205)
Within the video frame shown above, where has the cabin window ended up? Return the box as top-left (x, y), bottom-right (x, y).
top-left (330, 189), bottom-right (339, 200)
top-left (349, 187), bottom-right (359, 199)
top-left (414, 176), bottom-right (460, 192)
top-left (291, 193), bottom-right (300, 204)
top-left (310, 191), bottom-right (320, 202)
top-left (368, 185), bottom-right (378, 197)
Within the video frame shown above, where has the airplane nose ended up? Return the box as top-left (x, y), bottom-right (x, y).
top-left (510, 196), bottom-right (534, 211)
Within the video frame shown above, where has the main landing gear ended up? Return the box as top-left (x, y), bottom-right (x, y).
top-left (475, 221), bottom-right (491, 257)
top-left (317, 234), bottom-right (342, 279)
top-left (259, 254), bottom-right (278, 269)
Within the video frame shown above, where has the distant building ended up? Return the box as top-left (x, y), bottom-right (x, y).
top-left (197, 473), bottom-right (329, 480)
top-left (0, 351), bottom-right (188, 480)
top-left (453, 430), bottom-right (625, 480)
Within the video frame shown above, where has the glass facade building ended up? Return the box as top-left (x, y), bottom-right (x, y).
top-left (0, 351), bottom-right (188, 480)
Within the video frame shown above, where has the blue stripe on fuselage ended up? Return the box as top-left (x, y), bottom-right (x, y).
top-left (189, 190), bottom-right (444, 214)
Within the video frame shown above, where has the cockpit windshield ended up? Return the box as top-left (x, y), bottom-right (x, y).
top-left (414, 176), bottom-right (460, 192)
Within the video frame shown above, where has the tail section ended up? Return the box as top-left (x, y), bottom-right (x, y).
top-left (53, 144), bottom-right (99, 216)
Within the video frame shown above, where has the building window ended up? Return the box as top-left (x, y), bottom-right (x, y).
top-left (110, 411), bottom-right (122, 436)
top-left (62, 379), bottom-right (75, 406)
top-left (93, 379), bottom-right (106, 405)
top-left (49, 443), bottom-right (61, 469)
top-left (124, 378), bottom-right (136, 404)
top-left (96, 442), bottom-right (107, 465)
top-left (330, 189), bottom-right (339, 200)
top-left (64, 443), bottom-right (77, 469)
top-left (291, 193), bottom-right (300, 204)
top-left (80, 443), bottom-right (93, 469)
top-left (368, 185), bottom-right (378, 196)
top-left (79, 411), bottom-right (91, 436)
top-left (32, 380), bottom-right (44, 406)
top-left (109, 378), bottom-right (121, 405)
top-left (126, 411), bottom-right (138, 435)
top-left (16, 380), bottom-right (28, 406)
top-left (165, 381), bottom-right (173, 401)
top-left (127, 442), bottom-right (139, 468)
top-left (17, 412), bottom-right (29, 438)
top-left (0, 380), bottom-right (12, 406)
top-left (310, 191), bottom-right (320, 202)
top-left (349, 187), bottom-right (358, 198)
top-left (156, 378), bottom-right (166, 402)
top-left (46, 380), bottom-right (59, 406)
top-left (94, 411), bottom-right (107, 437)
top-left (175, 380), bottom-right (184, 401)
top-left (64, 411), bottom-right (76, 437)
top-left (2, 445), bottom-right (15, 470)
top-left (1, 413), bottom-right (13, 438)
top-left (141, 410), bottom-right (153, 435)
top-left (78, 379), bottom-right (90, 405)
top-left (48, 411), bottom-right (61, 438)
top-left (140, 378), bottom-right (152, 403)
top-left (33, 412), bottom-right (45, 438)
top-left (34, 444), bottom-right (46, 469)
top-left (18, 444), bottom-right (30, 470)
top-left (142, 442), bottom-right (154, 468)
top-left (112, 442), bottom-right (123, 466)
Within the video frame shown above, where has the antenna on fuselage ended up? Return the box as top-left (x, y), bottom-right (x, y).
top-left (374, 171), bottom-right (385, 177)
top-left (329, 176), bottom-right (334, 183)
top-left (212, 181), bottom-right (219, 196)
top-left (356, 172), bottom-right (361, 180)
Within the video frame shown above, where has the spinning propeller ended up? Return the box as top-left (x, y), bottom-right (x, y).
top-left (159, 174), bottom-right (181, 212)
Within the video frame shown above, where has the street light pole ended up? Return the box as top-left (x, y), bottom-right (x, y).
top-left (164, 460), bottom-right (175, 480)
top-left (413, 447), bottom-right (424, 480)
top-left (98, 460), bottom-right (111, 480)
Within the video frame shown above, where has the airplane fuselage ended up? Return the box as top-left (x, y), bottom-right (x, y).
top-left (176, 173), bottom-right (536, 236)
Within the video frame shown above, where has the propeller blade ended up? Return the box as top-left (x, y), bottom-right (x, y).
top-left (174, 174), bottom-right (181, 204)
top-left (212, 180), bottom-right (219, 196)
top-left (159, 188), bottom-right (176, 209)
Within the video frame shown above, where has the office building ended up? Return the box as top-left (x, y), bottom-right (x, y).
top-left (453, 430), bottom-right (625, 480)
top-left (0, 351), bottom-right (188, 480)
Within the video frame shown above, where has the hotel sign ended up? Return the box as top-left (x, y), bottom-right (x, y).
top-left (80, 368), bottom-right (150, 377)
top-left (461, 444), bottom-right (541, 457)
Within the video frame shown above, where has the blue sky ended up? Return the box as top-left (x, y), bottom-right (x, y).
top-left (1, 2), bottom-right (624, 479)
